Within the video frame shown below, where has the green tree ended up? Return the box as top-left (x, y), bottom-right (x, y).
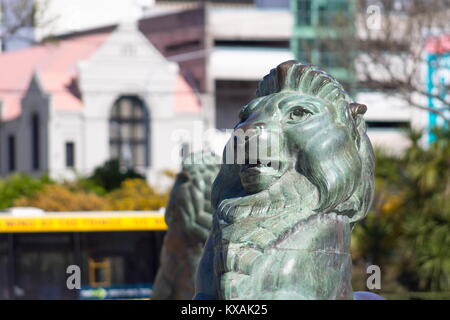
top-left (0, 174), bottom-right (53, 210)
top-left (88, 159), bottom-right (145, 192)
top-left (397, 128), bottom-right (450, 291)
top-left (14, 184), bottom-right (109, 211)
top-left (352, 128), bottom-right (450, 293)
top-left (106, 178), bottom-right (168, 211)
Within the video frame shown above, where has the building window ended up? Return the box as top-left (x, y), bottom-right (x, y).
top-left (367, 121), bottom-right (410, 129)
top-left (31, 113), bottom-right (40, 170)
top-left (65, 142), bottom-right (75, 168)
top-left (8, 135), bottom-right (15, 172)
top-left (317, 0), bottom-right (350, 27)
top-left (297, 0), bottom-right (312, 26)
top-left (109, 96), bottom-right (149, 169)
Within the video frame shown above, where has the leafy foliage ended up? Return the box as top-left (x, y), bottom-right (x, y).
top-left (106, 179), bottom-right (169, 211)
top-left (8, 177), bottom-right (169, 212)
top-left (14, 184), bottom-right (110, 211)
top-left (352, 128), bottom-right (450, 293)
top-left (0, 174), bottom-right (53, 210)
top-left (2, 160), bottom-right (169, 212)
top-left (67, 176), bottom-right (107, 196)
top-left (88, 159), bottom-right (145, 192)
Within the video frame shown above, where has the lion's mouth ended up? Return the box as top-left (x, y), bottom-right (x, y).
top-left (240, 160), bottom-right (282, 174)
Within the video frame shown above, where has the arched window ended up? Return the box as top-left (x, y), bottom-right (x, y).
top-left (109, 96), bottom-right (150, 170)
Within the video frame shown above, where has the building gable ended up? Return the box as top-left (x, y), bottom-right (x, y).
top-left (79, 22), bottom-right (179, 100)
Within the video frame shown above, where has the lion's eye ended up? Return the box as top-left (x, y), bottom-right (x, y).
top-left (288, 107), bottom-right (311, 121)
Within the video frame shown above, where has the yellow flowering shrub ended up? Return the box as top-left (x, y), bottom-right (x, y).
top-left (14, 184), bottom-right (109, 211)
top-left (105, 178), bottom-right (169, 211)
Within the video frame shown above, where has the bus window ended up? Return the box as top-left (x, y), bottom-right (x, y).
top-left (14, 233), bottom-right (76, 300)
top-left (0, 234), bottom-right (9, 299)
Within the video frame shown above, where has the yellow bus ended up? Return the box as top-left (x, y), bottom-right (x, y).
top-left (0, 207), bottom-right (167, 300)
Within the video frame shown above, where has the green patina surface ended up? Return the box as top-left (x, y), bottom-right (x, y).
top-left (195, 61), bottom-right (375, 300)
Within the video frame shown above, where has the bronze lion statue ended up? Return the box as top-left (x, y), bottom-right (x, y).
top-left (152, 152), bottom-right (220, 300)
top-left (194, 61), bottom-right (375, 300)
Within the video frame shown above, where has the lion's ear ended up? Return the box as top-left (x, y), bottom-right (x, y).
top-left (349, 103), bottom-right (367, 119)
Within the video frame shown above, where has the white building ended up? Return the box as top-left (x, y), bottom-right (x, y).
top-left (0, 0), bottom-right (185, 52)
top-left (0, 0), bottom-right (435, 176)
top-left (209, 6), bottom-right (294, 129)
top-left (0, 23), bottom-right (206, 185)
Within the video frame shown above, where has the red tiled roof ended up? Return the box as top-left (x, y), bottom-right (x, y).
top-left (0, 33), bottom-right (109, 120)
top-left (0, 30), bottom-right (200, 120)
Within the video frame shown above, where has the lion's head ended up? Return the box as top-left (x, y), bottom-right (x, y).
top-left (213, 61), bottom-right (374, 224)
top-left (195, 62), bottom-right (375, 300)
top-left (165, 151), bottom-right (221, 239)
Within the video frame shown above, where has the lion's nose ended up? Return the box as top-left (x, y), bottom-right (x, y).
top-left (239, 121), bottom-right (266, 132)
top-left (234, 121), bottom-right (265, 147)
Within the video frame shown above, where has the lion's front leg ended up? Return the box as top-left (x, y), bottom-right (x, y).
top-left (217, 214), bottom-right (354, 300)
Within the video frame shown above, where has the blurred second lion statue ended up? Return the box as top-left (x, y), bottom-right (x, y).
top-left (152, 152), bottom-right (220, 300)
